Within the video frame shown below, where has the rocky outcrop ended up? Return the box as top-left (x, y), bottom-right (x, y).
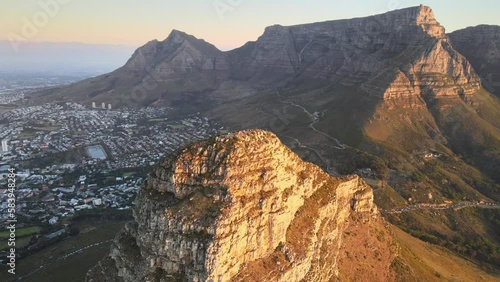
top-left (449, 25), bottom-right (500, 96)
top-left (86, 130), bottom-right (396, 282)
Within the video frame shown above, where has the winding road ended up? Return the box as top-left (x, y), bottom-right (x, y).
top-left (279, 134), bottom-right (337, 175)
top-left (277, 93), bottom-right (348, 150)
top-left (16, 239), bottom-right (113, 281)
top-left (382, 202), bottom-right (500, 214)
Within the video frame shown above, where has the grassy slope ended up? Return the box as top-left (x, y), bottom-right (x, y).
top-left (353, 87), bottom-right (500, 268)
top-left (253, 84), bottom-right (500, 269)
top-left (427, 90), bottom-right (500, 185)
top-left (337, 212), bottom-right (498, 282)
top-left (0, 226), bottom-right (41, 239)
top-left (387, 208), bottom-right (500, 269)
top-left (392, 225), bottom-right (499, 281)
top-left (351, 88), bottom-right (498, 200)
top-left (0, 222), bottom-right (126, 282)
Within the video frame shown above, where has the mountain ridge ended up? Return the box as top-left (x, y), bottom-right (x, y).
top-left (30, 5), bottom-right (480, 106)
top-left (449, 24), bottom-right (500, 96)
top-left (25, 5), bottom-right (500, 271)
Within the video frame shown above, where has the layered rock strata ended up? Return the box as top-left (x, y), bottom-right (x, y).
top-left (35, 5), bottom-right (482, 106)
top-left (449, 25), bottom-right (500, 96)
top-left (86, 130), bottom-right (389, 281)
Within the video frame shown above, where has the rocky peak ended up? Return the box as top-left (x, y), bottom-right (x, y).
top-left (86, 130), bottom-right (391, 281)
top-left (166, 29), bottom-right (191, 42)
top-left (357, 6), bottom-right (479, 99)
top-left (122, 29), bottom-right (226, 74)
top-left (164, 29), bottom-right (223, 56)
top-left (152, 130), bottom-right (301, 199)
top-left (364, 5), bottom-right (444, 38)
top-left (412, 5), bottom-right (445, 37)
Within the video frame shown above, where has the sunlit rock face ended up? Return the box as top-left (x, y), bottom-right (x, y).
top-left (86, 130), bottom-right (397, 282)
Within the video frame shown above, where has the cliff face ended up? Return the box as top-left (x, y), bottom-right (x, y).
top-left (229, 5), bottom-right (480, 99)
top-left (449, 25), bottom-right (500, 96)
top-left (86, 130), bottom-right (398, 282)
top-left (33, 5), bottom-right (481, 106)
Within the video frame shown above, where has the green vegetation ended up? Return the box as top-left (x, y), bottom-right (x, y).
top-left (391, 226), bottom-right (499, 282)
top-left (373, 183), bottom-right (407, 210)
top-left (312, 84), bottom-right (379, 146)
top-left (0, 104), bottom-right (17, 112)
top-left (32, 126), bottom-right (60, 132)
top-left (0, 236), bottom-right (31, 250)
top-left (0, 226), bottom-right (42, 252)
top-left (0, 222), bottom-right (126, 282)
top-left (90, 167), bottom-right (151, 186)
top-left (148, 118), bottom-right (168, 122)
top-left (17, 127), bottom-right (38, 139)
top-left (71, 208), bottom-right (133, 223)
top-left (0, 226), bottom-right (41, 239)
top-left (388, 208), bottom-right (500, 269)
top-left (338, 150), bottom-right (389, 180)
top-left (430, 90), bottom-right (500, 187)
top-left (19, 148), bottom-right (84, 168)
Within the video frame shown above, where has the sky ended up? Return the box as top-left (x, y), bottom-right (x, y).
top-left (1, 0), bottom-right (500, 51)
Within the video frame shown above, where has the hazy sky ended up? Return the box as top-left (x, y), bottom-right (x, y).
top-left (1, 0), bottom-right (499, 50)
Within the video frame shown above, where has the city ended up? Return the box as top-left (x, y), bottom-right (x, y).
top-left (0, 101), bottom-right (223, 257)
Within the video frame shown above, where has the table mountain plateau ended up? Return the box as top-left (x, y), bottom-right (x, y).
top-left (32, 5), bottom-right (481, 104)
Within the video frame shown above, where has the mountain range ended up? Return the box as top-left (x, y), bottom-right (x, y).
top-left (26, 4), bottom-right (500, 278)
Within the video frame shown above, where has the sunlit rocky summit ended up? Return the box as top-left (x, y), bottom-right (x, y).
top-left (86, 130), bottom-right (393, 281)
top-left (68, 4), bottom-right (500, 281)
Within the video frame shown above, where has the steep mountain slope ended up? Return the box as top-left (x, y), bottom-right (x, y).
top-left (86, 130), bottom-right (386, 281)
top-left (85, 130), bottom-right (498, 282)
top-left (29, 5), bottom-right (500, 268)
top-left (32, 5), bottom-right (481, 105)
top-left (31, 30), bottom-right (229, 110)
top-left (226, 5), bottom-right (480, 99)
top-left (203, 2), bottom-right (500, 200)
top-left (449, 25), bottom-right (500, 96)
